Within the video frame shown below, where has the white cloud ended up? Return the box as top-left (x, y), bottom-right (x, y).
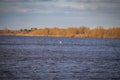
top-left (67, 0), bottom-right (120, 3)
top-left (0, 0), bottom-right (120, 14)
top-left (57, 4), bottom-right (85, 10)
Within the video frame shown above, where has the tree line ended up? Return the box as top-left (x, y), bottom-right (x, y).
top-left (0, 26), bottom-right (120, 38)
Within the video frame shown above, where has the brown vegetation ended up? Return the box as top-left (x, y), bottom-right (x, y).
top-left (0, 26), bottom-right (120, 38)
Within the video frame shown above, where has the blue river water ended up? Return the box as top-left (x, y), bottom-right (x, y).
top-left (0, 36), bottom-right (120, 80)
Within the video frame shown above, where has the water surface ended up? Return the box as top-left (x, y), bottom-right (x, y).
top-left (0, 36), bottom-right (120, 80)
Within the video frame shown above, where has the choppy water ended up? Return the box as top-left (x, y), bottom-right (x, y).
top-left (0, 36), bottom-right (120, 80)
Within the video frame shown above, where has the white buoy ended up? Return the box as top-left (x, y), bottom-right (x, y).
top-left (59, 41), bottom-right (62, 44)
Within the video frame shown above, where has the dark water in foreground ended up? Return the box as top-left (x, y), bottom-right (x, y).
top-left (0, 36), bottom-right (120, 80)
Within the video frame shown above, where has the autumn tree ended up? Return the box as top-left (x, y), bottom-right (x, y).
top-left (88, 27), bottom-right (103, 38)
top-left (66, 27), bottom-right (78, 37)
top-left (43, 28), bottom-right (50, 36)
top-left (0, 26), bottom-right (120, 38)
top-left (78, 26), bottom-right (90, 34)
top-left (49, 27), bottom-right (60, 36)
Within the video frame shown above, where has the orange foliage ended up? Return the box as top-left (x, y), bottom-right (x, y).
top-left (0, 26), bottom-right (120, 38)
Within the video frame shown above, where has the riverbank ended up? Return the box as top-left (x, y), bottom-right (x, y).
top-left (0, 27), bottom-right (120, 38)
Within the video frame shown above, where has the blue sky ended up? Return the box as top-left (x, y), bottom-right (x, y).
top-left (0, 0), bottom-right (120, 29)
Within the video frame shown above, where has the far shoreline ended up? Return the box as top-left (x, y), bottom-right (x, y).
top-left (0, 27), bottom-right (120, 38)
top-left (0, 35), bottom-right (119, 39)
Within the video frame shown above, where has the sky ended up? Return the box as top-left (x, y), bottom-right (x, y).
top-left (0, 0), bottom-right (120, 30)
